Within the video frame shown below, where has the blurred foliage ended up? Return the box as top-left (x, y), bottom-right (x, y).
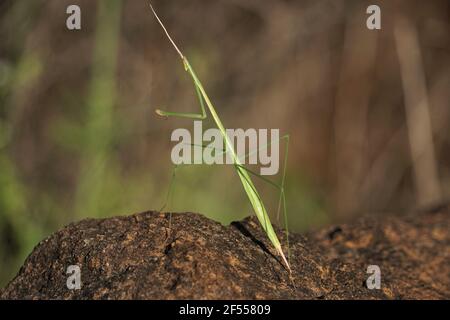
top-left (0, 0), bottom-right (449, 287)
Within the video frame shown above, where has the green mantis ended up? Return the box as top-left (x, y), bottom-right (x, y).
top-left (149, 3), bottom-right (291, 272)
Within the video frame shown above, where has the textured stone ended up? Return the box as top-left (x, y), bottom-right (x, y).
top-left (1, 207), bottom-right (449, 299)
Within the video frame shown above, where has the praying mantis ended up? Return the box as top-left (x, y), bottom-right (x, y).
top-left (149, 3), bottom-right (292, 272)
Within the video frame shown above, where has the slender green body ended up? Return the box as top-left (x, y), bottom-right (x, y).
top-left (183, 60), bottom-right (287, 266)
top-left (150, 3), bottom-right (290, 271)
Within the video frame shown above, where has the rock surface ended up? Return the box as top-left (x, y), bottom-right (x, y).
top-left (1, 206), bottom-right (449, 299)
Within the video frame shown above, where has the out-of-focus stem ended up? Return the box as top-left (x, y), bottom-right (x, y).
top-left (394, 17), bottom-right (442, 207)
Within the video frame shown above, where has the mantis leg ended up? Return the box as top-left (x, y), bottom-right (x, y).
top-left (159, 143), bottom-right (226, 212)
top-left (155, 65), bottom-right (207, 120)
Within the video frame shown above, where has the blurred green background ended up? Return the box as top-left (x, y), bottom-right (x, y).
top-left (0, 0), bottom-right (449, 286)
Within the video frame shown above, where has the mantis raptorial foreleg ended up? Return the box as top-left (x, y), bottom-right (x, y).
top-left (156, 72), bottom-right (207, 120)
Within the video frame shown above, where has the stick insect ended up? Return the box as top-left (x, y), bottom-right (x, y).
top-left (149, 4), bottom-right (291, 272)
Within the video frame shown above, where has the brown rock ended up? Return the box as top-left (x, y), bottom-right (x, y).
top-left (1, 207), bottom-right (449, 299)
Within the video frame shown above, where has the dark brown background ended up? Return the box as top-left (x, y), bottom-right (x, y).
top-left (0, 0), bottom-right (448, 286)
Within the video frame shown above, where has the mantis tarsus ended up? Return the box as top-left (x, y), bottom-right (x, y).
top-left (149, 3), bottom-right (291, 272)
